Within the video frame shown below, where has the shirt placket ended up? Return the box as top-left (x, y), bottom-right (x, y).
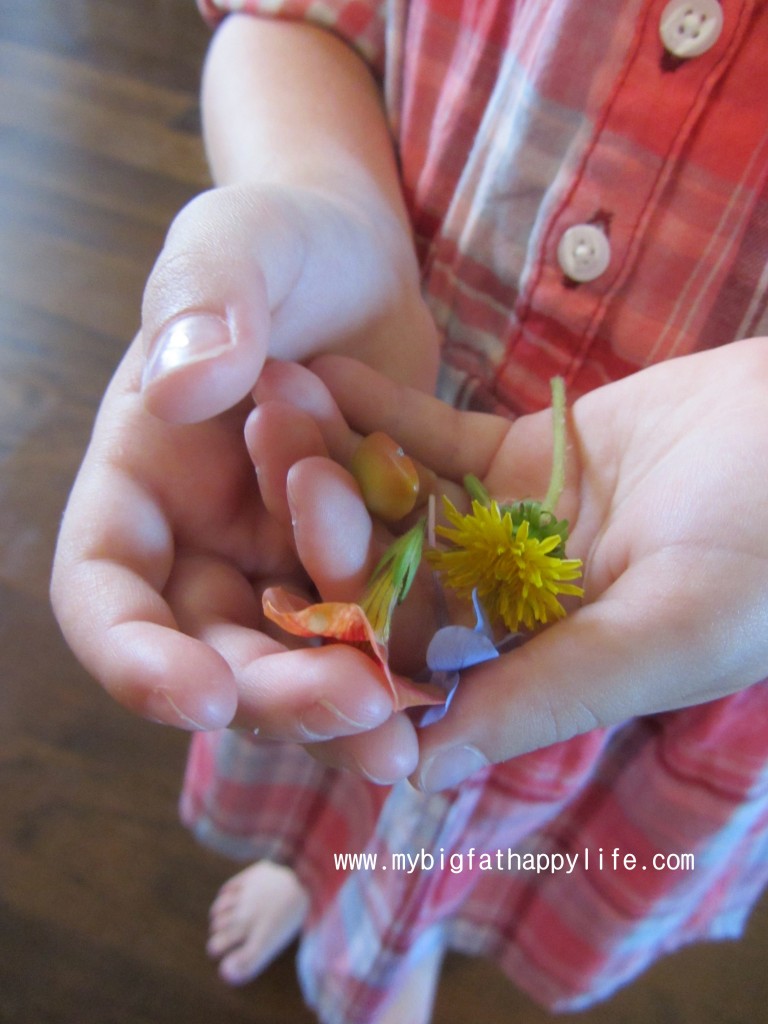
top-left (497, 0), bottom-right (753, 404)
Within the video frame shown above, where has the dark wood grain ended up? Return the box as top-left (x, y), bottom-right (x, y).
top-left (2, 2), bottom-right (767, 1022)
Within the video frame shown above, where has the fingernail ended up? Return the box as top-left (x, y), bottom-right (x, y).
top-left (285, 472), bottom-right (299, 529)
top-left (142, 313), bottom-right (233, 389)
top-left (299, 697), bottom-right (388, 740)
top-left (145, 689), bottom-right (225, 730)
top-left (351, 755), bottom-right (396, 787)
top-left (418, 745), bottom-right (490, 793)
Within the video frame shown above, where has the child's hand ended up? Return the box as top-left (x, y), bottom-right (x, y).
top-left (297, 342), bottom-right (768, 790)
top-left (52, 179), bottom-right (437, 758)
top-left (50, 179), bottom-right (437, 764)
top-left (49, 341), bottom-right (410, 761)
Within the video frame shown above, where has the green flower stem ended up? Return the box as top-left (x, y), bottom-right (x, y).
top-left (543, 376), bottom-right (566, 514)
top-left (463, 474), bottom-right (491, 506)
top-left (465, 377), bottom-right (568, 515)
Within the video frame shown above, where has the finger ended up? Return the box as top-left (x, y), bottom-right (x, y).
top-left (411, 548), bottom-right (766, 793)
top-left (164, 553), bottom-right (395, 739)
top-left (311, 355), bottom-right (512, 483)
top-left (253, 359), bottom-right (357, 463)
top-left (286, 456), bottom-right (376, 601)
top-left (244, 401), bottom-right (329, 526)
top-left (313, 354), bottom-right (580, 521)
top-left (411, 604), bottom-right (624, 793)
top-left (240, 646), bottom-right (397, 740)
top-left (255, 361), bottom-right (456, 518)
top-left (51, 464), bottom-right (238, 730)
top-left (306, 712), bottom-right (419, 784)
top-left (286, 455), bottom-right (447, 676)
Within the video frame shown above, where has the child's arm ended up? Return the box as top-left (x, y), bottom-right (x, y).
top-left (141, 14), bottom-right (438, 423)
top-left (249, 345), bottom-right (768, 788)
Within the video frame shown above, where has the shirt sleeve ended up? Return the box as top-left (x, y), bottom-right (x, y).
top-left (196, 0), bottom-right (387, 74)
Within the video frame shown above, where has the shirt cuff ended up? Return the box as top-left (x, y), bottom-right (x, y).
top-left (196, 0), bottom-right (386, 73)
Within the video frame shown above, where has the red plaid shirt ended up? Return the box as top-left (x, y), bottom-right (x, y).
top-left (186, 2), bottom-right (768, 1021)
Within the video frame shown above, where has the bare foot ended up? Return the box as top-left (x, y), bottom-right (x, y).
top-left (207, 860), bottom-right (309, 985)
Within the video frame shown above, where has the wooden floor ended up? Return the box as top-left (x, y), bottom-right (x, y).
top-left (1, 2), bottom-right (767, 1021)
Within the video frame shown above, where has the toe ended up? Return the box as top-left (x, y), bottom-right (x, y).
top-left (209, 877), bottom-right (245, 916)
top-left (217, 940), bottom-right (266, 986)
top-left (206, 915), bottom-right (244, 958)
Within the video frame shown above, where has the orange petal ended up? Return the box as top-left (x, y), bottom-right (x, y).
top-left (262, 587), bottom-right (443, 712)
top-left (263, 588), bottom-right (381, 646)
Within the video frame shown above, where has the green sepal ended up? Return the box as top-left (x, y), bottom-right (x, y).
top-left (499, 498), bottom-right (571, 556)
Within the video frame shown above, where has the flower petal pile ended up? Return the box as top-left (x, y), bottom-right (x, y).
top-left (262, 378), bottom-right (584, 727)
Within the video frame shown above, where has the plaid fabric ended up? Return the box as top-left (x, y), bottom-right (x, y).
top-left (186, 1), bottom-right (768, 1021)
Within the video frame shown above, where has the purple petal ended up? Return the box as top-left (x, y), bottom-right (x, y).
top-left (426, 625), bottom-right (500, 672)
top-left (418, 671), bottom-right (461, 726)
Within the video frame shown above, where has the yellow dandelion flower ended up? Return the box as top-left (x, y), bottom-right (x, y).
top-left (427, 497), bottom-right (584, 632)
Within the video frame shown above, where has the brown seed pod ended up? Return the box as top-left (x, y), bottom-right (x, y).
top-left (350, 431), bottom-right (420, 522)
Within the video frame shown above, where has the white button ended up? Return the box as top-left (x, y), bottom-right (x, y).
top-left (557, 224), bottom-right (611, 283)
top-left (659, 0), bottom-right (723, 58)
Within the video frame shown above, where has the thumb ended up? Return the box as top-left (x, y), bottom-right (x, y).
top-left (411, 601), bottom-right (636, 793)
top-left (140, 185), bottom-right (305, 423)
top-left (411, 549), bottom-right (755, 793)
